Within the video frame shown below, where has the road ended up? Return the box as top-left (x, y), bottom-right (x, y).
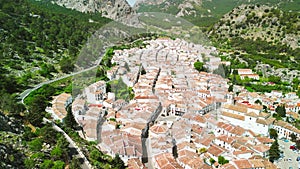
top-left (43, 118), bottom-right (93, 169)
top-left (275, 140), bottom-right (300, 169)
top-left (19, 65), bottom-right (98, 104)
top-left (19, 65), bottom-right (99, 169)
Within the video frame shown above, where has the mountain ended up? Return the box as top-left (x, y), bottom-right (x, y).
top-left (209, 4), bottom-right (299, 49)
top-left (207, 4), bottom-right (300, 79)
top-left (136, 0), bottom-right (300, 28)
top-left (51, 0), bottom-right (133, 19)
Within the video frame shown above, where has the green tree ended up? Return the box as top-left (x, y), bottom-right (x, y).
top-left (228, 85), bottom-right (233, 92)
top-left (275, 105), bottom-right (286, 117)
top-left (112, 154), bottom-right (125, 169)
top-left (296, 140), bottom-right (300, 150)
top-left (69, 157), bottom-right (81, 169)
top-left (51, 146), bottom-right (63, 160)
top-left (40, 123), bottom-right (58, 144)
top-left (209, 158), bottom-right (216, 165)
top-left (269, 140), bottom-right (280, 162)
top-left (198, 147), bottom-right (207, 154)
top-left (290, 133), bottom-right (297, 142)
top-left (24, 158), bottom-right (35, 169)
top-left (140, 65), bottom-right (146, 75)
top-left (269, 128), bottom-right (278, 139)
top-left (232, 69), bottom-right (238, 75)
top-left (90, 148), bottom-right (103, 162)
top-left (218, 156), bottom-right (229, 165)
top-left (26, 95), bottom-right (47, 127)
top-left (28, 138), bottom-right (43, 151)
top-left (56, 135), bottom-right (69, 152)
top-left (269, 75), bottom-right (281, 84)
top-left (52, 160), bottom-right (65, 169)
top-left (255, 99), bottom-right (262, 105)
top-left (194, 61), bottom-right (204, 72)
top-left (64, 106), bottom-right (78, 129)
top-left (0, 92), bottom-right (25, 117)
top-left (41, 160), bottom-right (54, 169)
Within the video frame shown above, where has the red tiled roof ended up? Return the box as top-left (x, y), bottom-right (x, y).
top-left (199, 135), bottom-right (215, 147)
top-left (128, 158), bottom-right (146, 169)
top-left (256, 137), bottom-right (274, 144)
top-left (249, 159), bottom-right (265, 168)
top-left (216, 135), bottom-right (235, 144)
top-left (252, 144), bottom-right (270, 153)
top-left (233, 159), bottom-right (252, 169)
top-left (207, 144), bottom-right (226, 157)
top-left (222, 111), bottom-right (245, 121)
top-left (230, 126), bottom-right (246, 136)
top-left (154, 153), bottom-right (183, 169)
top-left (150, 124), bottom-right (167, 134)
top-left (220, 163), bottom-right (237, 169)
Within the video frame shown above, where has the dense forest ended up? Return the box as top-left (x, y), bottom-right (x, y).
top-left (0, 0), bottom-right (110, 89)
top-left (0, 0), bottom-right (110, 114)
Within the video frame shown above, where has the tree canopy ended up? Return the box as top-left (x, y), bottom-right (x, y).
top-left (269, 140), bottom-right (280, 162)
top-left (194, 61), bottom-right (205, 72)
top-left (269, 128), bottom-right (278, 139)
top-left (275, 105), bottom-right (286, 117)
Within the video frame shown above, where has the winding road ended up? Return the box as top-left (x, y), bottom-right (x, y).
top-left (19, 65), bottom-right (101, 169)
top-left (19, 65), bottom-right (97, 104)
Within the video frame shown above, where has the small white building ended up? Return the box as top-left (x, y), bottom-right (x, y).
top-left (273, 120), bottom-right (300, 139)
top-left (85, 81), bottom-right (106, 104)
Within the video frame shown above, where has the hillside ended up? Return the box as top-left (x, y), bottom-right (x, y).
top-left (0, 0), bottom-right (110, 94)
top-left (51, 0), bottom-right (133, 19)
top-left (136, 0), bottom-right (300, 28)
top-left (209, 4), bottom-right (299, 49)
top-left (208, 4), bottom-right (300, 81)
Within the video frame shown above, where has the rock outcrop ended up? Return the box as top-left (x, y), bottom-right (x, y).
top-left (52, 0), bottom-right (133, 19)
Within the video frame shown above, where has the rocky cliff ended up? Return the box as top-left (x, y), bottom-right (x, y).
top-left (52, 0), bottom-right (133, 19)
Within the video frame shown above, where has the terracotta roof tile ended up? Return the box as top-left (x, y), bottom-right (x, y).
top-left (222, 111), bottom-right (245, 121)
top-left (220, 163), bottom-right (237, 169)
top-left (256, 137), bottom-right (274, 144)
top-left (199, 135), bottom-right (215, 147)
top-left (252, 144), bottom-right (270, 153)
top-left (154, 153), bottom-right (183, 169)
top-left (216, 135), bottom-right (235, 144)
top-left (127, 158), bottom-right (146, 169)
top-left (233, 159), bottom-right (252, 169)
top-left (223, 104), bottom-right (248, 113)
top-left (230, 126), bottom-right (246, 136)
top-left (150, 124), bottom-right (168, 134)
top-left (207, 144), bottom-right (226, 157)
top-left (249, 159), bottom-right (265, 168)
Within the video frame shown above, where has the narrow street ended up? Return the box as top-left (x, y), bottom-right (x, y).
top-left (275, 140), bottom-right (300, 169)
